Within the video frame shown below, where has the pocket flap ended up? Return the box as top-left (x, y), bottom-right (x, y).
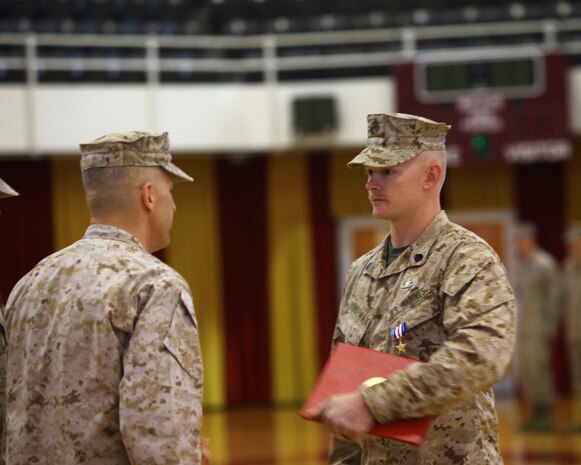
top-left (396, 303), bottom-right (439, 332)
top-left (391, 288), bottom-right (439, 331)
top-left (442, 249), bottom-right (493, 297)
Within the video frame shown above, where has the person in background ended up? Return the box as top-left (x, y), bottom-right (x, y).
top-left (0, 177), bottom-right (19, 465)
top-left (513, 222), bottom-right (560, 432)
top-left (306, 113), bottom-right (516, 464)
top-left (3, 132), bottom-right (209, 464)
top-left (563, 222), bottom-right (581, 432)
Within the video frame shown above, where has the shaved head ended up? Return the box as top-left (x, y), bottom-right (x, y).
top-left (417, 150), bottom-right (447, 193)
top-left (82, 166), bottom-right (164, 218)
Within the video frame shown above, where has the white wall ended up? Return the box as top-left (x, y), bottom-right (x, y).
top-left (2, 69), bottom-right (581, 156)
top-left (0, 79), bottom-right (394, 155)
top-left (0, 86), bottom-right (29, 153)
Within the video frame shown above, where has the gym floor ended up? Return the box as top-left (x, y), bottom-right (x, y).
top-left (201, 397), bottom-right (581, 465)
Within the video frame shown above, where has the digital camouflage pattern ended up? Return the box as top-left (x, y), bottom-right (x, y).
top-left (0, 299), bottom-right (6, 465)
top-left (513, 248), bottom-right (559, 405)
top-left (330, 212), bottom-right (516, 465)
top-left (347, 113), bottom-right (451, 169)
top-left (3, 224), bottom-right (203, 465)
top-left (564, 222), bottom-right (581, 242)
top-left (0, 176), bottom-right (17, 465)
top-left (80, 131), bottom-right (193, 183)
top-left (0, 178), bottom-right (18, 199)
top-left (563, 250), bottom-right (581, 397)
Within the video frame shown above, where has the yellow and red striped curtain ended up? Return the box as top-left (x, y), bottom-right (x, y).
top-left (166, 158), bottom-right (226, 408)
top-left (7, 149), bottom-right (580, 409)
top-left (267, 153), bottom-right (318, 404)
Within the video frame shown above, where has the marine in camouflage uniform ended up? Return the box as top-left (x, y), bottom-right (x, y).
top-left (3, 132), bottom-right (204, 465)
top-left (513, 223), bottom-right (559, 431)
top-left (0, 178), bottom-right (19, 465)
top-left (307, 113), bottom-right (516, 465)
top-left (563, 223), bottom-right (581, 431)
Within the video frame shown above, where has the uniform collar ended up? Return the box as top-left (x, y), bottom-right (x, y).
top-left (364, 211), bottom-right (450, 279)
top-left (84, 224), bottom-right (145, 250)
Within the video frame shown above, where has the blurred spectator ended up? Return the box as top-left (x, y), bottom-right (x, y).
top-left (563, 222), bottom-right (581, 432)
top-left (513, 222), bottom-right (560, 432)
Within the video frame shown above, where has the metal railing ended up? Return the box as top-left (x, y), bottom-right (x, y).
top-left (2, 17), bottom-right (581, 84)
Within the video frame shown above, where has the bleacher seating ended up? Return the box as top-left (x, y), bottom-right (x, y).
top-left (1, 0), bottom-right (580, 36)
top-left (2, 0), bottom-right (581, 84)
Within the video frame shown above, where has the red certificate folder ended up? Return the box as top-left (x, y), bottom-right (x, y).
top-left (300, 342), bottom-right (433, 446)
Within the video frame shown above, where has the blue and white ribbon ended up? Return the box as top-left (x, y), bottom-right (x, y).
top-left (392, 322), bottom-right (407, 339)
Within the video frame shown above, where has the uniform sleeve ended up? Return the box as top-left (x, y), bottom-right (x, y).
top-left (545, 260), bottom-right (562, 335)
top-left (326, 264), bottom-right (367, 465)
top-left (328, 438), bottom-right (362, 465)
top-left (360, 243), bottom-right (516, 423)
top-left (559, 263), bottom-right (571, 332)
top-left (119, 278), bottom-right (203, 465)
top-left (0, 301), bottom-right (6, 465)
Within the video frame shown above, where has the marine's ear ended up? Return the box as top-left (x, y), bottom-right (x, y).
top-left (423, 162), bottom-right (443, 190)
top-left (139, 181), bottom-right (156, 213)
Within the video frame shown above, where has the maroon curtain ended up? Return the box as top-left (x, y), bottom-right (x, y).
top-left (308, 153), bottom-right (338, 367)
top-left (217, 156), bottom-right (270, 405)
top-left (514, 162), bottom-right (569, 395)
top-left (515, 162), bottom-right (566, 260)
top-left (0, 159), bottom-right (54, 301)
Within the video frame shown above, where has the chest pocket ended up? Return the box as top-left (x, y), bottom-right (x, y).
top-left (163, 290), bottom-right (203, 386)
top-left (336, 301), bottom-right (372, 346)
top-left (389, 288), bottom-right (443, 361)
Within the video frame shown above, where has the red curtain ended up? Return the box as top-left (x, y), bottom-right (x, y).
top-left (515, 162), bottom-right (566, 261)
top-left (308, 153), bottom-right (338, 367)
top-left (217, 156), bottom-right (271, 405)
top-left (0, 159), bottom-right (54, 301)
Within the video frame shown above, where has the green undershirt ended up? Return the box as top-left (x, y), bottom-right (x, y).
top-left (386, 240), bottom-right (409, 266)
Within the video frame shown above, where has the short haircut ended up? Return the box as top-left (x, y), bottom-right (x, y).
top-left (418, 150), bottom-right (447, 191)
top-left (82, 165), bottom-right (161, 218)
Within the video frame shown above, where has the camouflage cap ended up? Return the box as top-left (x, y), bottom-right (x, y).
top-left (565, 222), bottom-right (581, 241)
top-left (79, 131), bottom-right (193, 183)
top-left (0, 177), bottom-right (19, 199)
top-left (347, 113), bottom-right (451, 169)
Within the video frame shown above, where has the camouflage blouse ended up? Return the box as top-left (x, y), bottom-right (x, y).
top-left (330, 211), bottom-right (516, 465)
top-left (4, 224), bottom-right (203, 465)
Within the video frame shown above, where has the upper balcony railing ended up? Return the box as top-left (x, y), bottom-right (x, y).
top-left (3, 17), bottom-right (581, 84)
